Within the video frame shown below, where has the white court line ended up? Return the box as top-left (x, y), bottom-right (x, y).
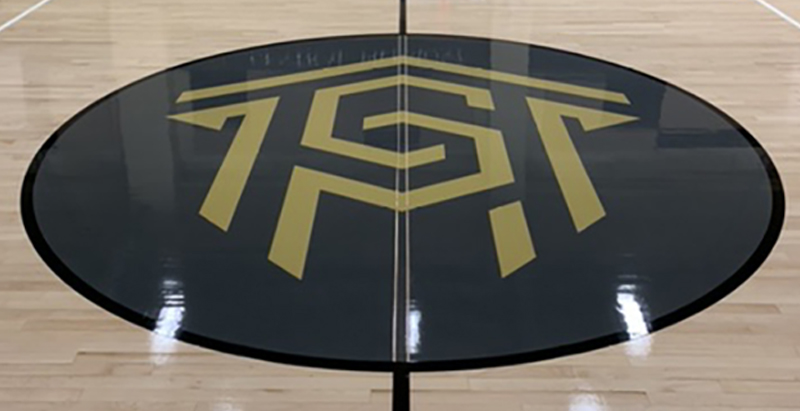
top-left (751, 0), bottom-right (800, 31)
top-left (0, 0), bottom-right (55, 33)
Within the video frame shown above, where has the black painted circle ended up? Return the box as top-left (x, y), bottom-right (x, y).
top-left (22, 34), bottom-right (784, 372)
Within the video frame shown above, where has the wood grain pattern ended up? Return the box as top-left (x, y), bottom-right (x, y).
top-left (2, 0), bottom-right (800, 410)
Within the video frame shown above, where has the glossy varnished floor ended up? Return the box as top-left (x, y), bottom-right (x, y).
top-left (2, 0), bottom-right (800, 410)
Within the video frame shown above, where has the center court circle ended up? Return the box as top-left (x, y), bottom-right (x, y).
top-left (22, 34), bottom-right (784, 372)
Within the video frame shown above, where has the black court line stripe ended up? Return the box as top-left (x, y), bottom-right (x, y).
top-left (400, 0), bottom-right (407, 35)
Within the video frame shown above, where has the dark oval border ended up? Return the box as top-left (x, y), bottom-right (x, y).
top-left (20, 33), bottom-right (786, 373)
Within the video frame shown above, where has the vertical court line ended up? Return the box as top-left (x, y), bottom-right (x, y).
top-left (402, 37), bottom-right (411, 363)
top-left (393, 0), bottom-right (410, 367)
top-left (0, 0), bottom-right (55, 33)
top-left (399, 0), bottom-right (408, 34)
top-left (391, 36), bottom-right (403, 363)
top-left (751, 0), bottom-right (800, 31)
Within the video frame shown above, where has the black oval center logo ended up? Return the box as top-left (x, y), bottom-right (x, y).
top-left (22, 34), bottom-right (784, 372)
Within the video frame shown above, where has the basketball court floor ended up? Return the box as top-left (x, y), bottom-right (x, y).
top-left (2, 0), bottom-right (800, 410)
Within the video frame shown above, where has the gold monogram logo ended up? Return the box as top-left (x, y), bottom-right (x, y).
top-left (169, 56), bottom-right (637, 280)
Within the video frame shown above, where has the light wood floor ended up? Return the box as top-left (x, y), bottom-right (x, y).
top-left (2, 0), bottom-right (800, 410)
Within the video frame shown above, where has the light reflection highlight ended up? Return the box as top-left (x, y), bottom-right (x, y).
top-left (211, 403), bottom-right (243, 411)
top-left (407, 301), bottom-right (422, 355)
top-left (150, 278), bottom-right (185, 365)
top-left (616, 284), bottom-right (653, 357)
top-left (569, 393), bottom-right (607, 411)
